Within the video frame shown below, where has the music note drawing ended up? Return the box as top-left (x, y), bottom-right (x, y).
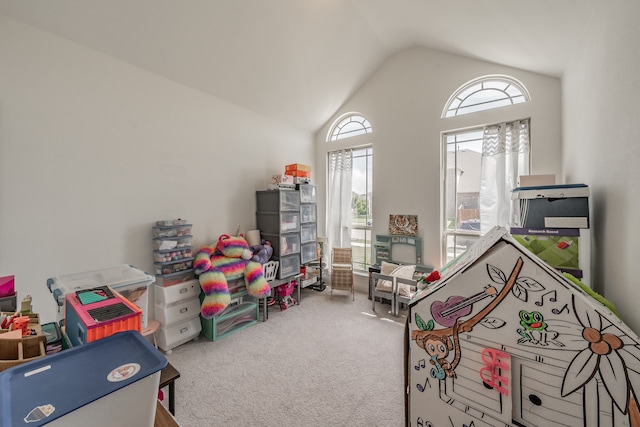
top-left (535, 290), bottom-right (557, 306)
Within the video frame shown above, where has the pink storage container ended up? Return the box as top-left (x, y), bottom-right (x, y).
top-left (0, 276), bottom-right (15, 298)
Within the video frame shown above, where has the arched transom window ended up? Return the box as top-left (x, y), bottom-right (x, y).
top-left (327, 113), bottom-right (372, 141)
top-left (443, 75), bottom-right (530, 118)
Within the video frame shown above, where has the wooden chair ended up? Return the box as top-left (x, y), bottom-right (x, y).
top-left (330, 247), bottom-right (354, 300)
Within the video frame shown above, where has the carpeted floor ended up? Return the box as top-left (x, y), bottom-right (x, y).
top-left (163, 287), bottom-right (407, 426)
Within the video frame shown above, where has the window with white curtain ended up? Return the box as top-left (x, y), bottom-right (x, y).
top-left (442, 76), bottom-right (531, 265)
top-left (326, 113), bottom-right (373, 272)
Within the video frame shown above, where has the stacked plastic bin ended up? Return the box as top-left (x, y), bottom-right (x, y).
top-left (152, 219), bottom-right (201, 353)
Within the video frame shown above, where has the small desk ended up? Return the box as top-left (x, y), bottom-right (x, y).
top-left (159, 362), bottom-right (181, 416)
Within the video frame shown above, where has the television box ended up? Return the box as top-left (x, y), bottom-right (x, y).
top-left (519, 174), bottom-right (555, 187)
top-left (46, 264), bottom-right (154, 328)
top-left (0, 330), bottom-right (166, 427)
top-left (510, 227), bottom-right (583, 278)
top-left (512, 184), bottom-right (590, 229)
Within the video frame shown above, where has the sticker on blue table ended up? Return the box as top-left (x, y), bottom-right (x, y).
top-left (24, 404), bottom-right (55, 423)
top-left (107, 362), bottom-right (141, 382)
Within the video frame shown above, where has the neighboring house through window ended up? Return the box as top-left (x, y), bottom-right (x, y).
top-left (442, 76), bottom-right (531, 264)
top-left (326, 113), bottom-right (373, 272)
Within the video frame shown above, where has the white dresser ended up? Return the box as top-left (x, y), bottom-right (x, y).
top-left (154, 278), bottom-right (201, 353)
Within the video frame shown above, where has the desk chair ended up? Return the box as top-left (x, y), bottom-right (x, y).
top-left (330, 247), bottom-right (354, 300)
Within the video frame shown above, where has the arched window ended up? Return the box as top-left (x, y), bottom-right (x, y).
top-left (441, 76), bottom-right (531, 265)
top-left (325, 113), bottom-right (373, 271)
top-left (327, 113), bottom-right (372, 141)
top-left (442, 75), bottom-right (530, 118)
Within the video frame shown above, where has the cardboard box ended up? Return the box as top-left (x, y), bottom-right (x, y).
top-left (285, 163), bottom-right (311, 173)
top-left (0, 312), bottom-right (45, 372)
top-left (519, 174), bottom-right (555, 187)
top-left (512, 184), bottom-right (590, 228)
top-left (286, 170), bottom-right (311, 178)
top-left (285, 164), bottom-right (311, 178)
top-left (271, 174), bottom-right (294, 185)
top-left (510, 227), bottom-right (583, 278)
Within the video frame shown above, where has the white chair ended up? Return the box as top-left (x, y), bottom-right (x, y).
top-left (394, 276), bottom-right (418, 317)
top-left (330, 247), bottom-right (354, 300)
top-left (370, 272), bottom-right (395, 314)
top-left (262, 260), bottom-right (279, 282)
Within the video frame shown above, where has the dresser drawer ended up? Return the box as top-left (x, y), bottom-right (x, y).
top-left (154, 279), bottom-right (200, 307)
top-left (155, 297), bottom-right (200, 327)
top-left (156, 317), bottom-right (201, 352)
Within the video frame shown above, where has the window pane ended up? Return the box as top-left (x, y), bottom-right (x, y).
top-left (330, 114), bottom-right (372, 141)
top-left (483, 81), bottom-right (509, 91)
top-left (351, 146), bottom-right (373, 271)
top-left (463, 89), bottom-right (509, 108)
top-left (443, 76), bottom-right (529, 118)
top-left (351, 227), bottom-right (371, 271)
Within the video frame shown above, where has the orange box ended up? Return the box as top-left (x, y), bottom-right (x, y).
top-left (286, 170), bottom-right (311, 178)
top-left (285, 163), bottom-right (311, 173)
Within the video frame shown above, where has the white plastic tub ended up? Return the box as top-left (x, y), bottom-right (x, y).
top-left (0, 331), bottom-right (166, 427)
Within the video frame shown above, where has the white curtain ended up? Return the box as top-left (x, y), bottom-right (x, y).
top-left (479, 119), bottom-right (530, 234)
top-left (327, 149), bottom-right (353, 261)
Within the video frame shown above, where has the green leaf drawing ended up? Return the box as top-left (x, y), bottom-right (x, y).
top-left (415, 313), bottom-right (434, 331)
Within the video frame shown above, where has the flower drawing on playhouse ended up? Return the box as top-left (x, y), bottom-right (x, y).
top-left (562, 294), bottom-right (640, 423)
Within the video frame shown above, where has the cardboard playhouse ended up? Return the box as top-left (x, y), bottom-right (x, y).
top-left (405, 227), bottom-right (640, 427)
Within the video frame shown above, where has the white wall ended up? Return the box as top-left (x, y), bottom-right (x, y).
top-left (563, 2), bottom-right (640, 333)
top-left (0, 15), bottom-right (313, 322)
top-left (316, 47), bottom-right (562, 269)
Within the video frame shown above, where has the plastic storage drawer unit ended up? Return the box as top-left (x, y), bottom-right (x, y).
top-left (0, 331), bottom-right (166, 427)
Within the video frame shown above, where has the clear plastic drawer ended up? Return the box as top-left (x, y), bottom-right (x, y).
top-left (300, 204), bottom-right (316, 224)
top-left (299, 185), bottom-right (317, 203)
top-left (301, 242), bottom-right (318, 264)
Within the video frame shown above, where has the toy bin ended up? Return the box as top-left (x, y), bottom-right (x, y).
top-left (46, 264), bottom-right (154, 328)
top-left (0, 330), bottom-right (166, 427)
top-left (64, 287), bottom-right (142, 347)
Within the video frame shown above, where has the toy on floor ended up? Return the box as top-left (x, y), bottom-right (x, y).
top-left (276, 280), bottom-right (297, 310)
top-left (194, 234), bottom-right (271, 318)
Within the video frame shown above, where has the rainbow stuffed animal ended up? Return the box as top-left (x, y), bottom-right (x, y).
top-left (194, 234), bottom-right (271, 319)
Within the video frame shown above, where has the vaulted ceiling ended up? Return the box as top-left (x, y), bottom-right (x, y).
top-left (0, 0), bottom-right (599, 133)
